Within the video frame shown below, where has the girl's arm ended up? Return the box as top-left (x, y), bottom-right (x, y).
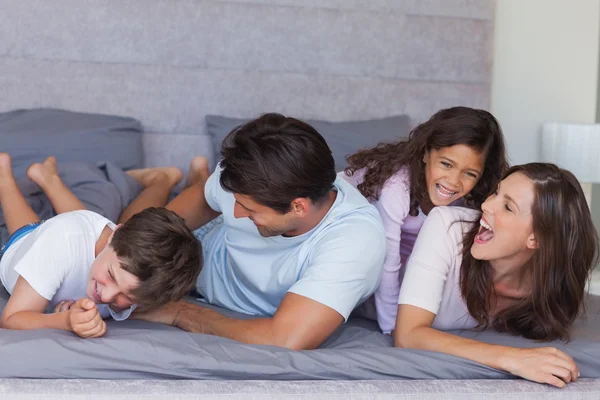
top-left (394, 304), bottom-right (578, 388)
top-left (372, 177), bottom-right (411, 333)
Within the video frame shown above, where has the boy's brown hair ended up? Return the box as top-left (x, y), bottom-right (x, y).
top-left (110, 207), bottom-right (202, 309)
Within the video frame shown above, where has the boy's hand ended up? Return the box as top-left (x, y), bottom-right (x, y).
top-left (68, 298), bottom-right (106, 338)
top-left (53, 300), bottom-right (75, 313)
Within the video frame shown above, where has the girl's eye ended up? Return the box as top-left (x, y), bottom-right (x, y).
top-left (466, 172), bottom-right (478, 179)
top-left (504, 203), bottom-right (512, 212)
top-left (441, 161), bottom-right (451, 168)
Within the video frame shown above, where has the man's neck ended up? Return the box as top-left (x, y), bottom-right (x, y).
top-left (284, 190), bottom-right (337, 237)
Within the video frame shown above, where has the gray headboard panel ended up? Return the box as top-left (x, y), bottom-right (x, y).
top-left (0, 0), bottom-right (494, 170)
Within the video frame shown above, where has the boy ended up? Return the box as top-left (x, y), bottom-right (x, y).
top-left (0, 153), bottom-right (202, 338)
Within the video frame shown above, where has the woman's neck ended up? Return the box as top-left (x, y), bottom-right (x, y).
top-left (489, 256), bottom-right (533, 300)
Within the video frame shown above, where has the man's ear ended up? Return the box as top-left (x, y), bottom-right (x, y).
top-left (526, 233), bottom-right (539, 250)
top-left (290, 198), bottom-right (310, 217)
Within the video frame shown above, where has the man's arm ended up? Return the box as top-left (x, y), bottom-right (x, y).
top-left (135, 292), bottom-right (344, 350)
top-left (166, 172), bottom-right (222, 230)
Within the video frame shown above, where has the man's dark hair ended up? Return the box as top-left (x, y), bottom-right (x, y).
top-left (111, 207), bottom-right (202, 309)
top-left (219, 113), bottom-right (336, 213)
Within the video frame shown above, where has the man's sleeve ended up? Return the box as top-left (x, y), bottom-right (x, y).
top-left (203, 167), bottom-right (223, 213)
top-left (287, 220), bottom-right (385, 321)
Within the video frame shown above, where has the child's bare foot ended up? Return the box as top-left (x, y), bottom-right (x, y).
top-left (127, 166), bottom-right (183, 189)
top-left (26, 156), bottom-right (61, 191)
top-left (0, 153), bottom-right (14, 184)
top-left (186, 156), bottom-right (209, 187)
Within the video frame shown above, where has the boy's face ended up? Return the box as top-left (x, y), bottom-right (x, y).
top-left (87, 242), bottom-right (140, 312)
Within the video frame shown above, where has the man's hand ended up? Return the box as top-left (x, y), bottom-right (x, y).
top-left (68, 298), bottom-right (106, 338)
top-left (131, 301), bottom-right (182, 326)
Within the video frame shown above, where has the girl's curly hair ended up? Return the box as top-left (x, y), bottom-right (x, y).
top-left (345, 106), bottom-right (508, 215)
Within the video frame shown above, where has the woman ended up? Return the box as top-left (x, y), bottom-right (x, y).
top-left (394, 163), bottom-right (598, 388)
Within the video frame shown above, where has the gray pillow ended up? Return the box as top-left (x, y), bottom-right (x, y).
top-left (206, 114), bottom-right (411, 171)
top-left (0, 108), bottom-right (144, 178)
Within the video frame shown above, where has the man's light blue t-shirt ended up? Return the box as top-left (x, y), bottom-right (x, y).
top-left (196, 168), bottom-right (385, 321)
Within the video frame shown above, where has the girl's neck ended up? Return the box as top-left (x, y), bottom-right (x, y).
top-left (419, 195), bottom-right (434, 215)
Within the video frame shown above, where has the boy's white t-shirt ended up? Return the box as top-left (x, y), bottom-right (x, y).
top-left (0, 210), bottom-right (118, 319)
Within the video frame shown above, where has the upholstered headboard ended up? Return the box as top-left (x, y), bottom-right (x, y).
top-left (0, 0), bottom-right (495, 172)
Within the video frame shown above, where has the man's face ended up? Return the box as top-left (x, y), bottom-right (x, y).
top-left (86, 242), bottom-right (140, 312)
top-left (233, 194), bottom-right (298, 237)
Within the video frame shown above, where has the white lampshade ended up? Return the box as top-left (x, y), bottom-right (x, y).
top-left (541, 122), bottom-right (600, 183)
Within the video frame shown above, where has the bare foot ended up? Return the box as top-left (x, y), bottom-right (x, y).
top-left (26, 156), bottom-right (61, 190)
top-left (0, 153), bottom-right (14, 183)
top-left (127, 166), bottom-right (183, 188)
top-left (186, 156), bottom-right (209, 187)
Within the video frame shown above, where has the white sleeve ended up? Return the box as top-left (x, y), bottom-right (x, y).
top-left (288, 221), bottom-right (385, 321)
top-left (13, 231), bottom-right (73, 301)
top-left (203, 166), bottom-right (223, 213)
top-left (397, 207), bottom-right (462, 315)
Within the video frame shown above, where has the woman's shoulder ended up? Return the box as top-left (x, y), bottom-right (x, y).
top-left (426, 206), bottom-right (480, 238)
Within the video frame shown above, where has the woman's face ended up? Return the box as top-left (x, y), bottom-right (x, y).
top-left (471, 172), bottom-right (538, 262)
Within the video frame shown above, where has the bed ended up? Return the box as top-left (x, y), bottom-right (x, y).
top-left (1, 0), bottom-right (599, 398)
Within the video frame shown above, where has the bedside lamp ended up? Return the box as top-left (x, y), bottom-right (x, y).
top-left (541, 122), bottom-right (600, 295)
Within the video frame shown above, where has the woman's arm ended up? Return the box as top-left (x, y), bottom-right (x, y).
top-left (394, 304), bottom-right (579, 388)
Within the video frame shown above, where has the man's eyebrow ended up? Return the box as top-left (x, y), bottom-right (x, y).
top-left (236, 200), bottom-right (254, 212)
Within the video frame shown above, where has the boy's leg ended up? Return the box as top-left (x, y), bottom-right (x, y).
top-left (27, 156), bottom-right (86, 214)
top-left (166, 156), bottom-right (218, 230)
top-left (0, 153), bottom-right (40, 236)
top-left (117, 166), bottom-right (183, 223)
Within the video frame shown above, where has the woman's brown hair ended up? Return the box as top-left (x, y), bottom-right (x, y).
top-left (460, 163), bottom-right (599, 341)
top-left (345, 107), bottom-right (508, 215)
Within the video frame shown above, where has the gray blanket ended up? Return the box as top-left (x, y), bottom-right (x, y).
top-left (0, 287), bottom-right (598, 380)
top-left (0, 161), bottom-right (141, 246)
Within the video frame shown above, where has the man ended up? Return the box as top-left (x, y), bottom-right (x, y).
top-left (136, 113), bottom-right (385, 350)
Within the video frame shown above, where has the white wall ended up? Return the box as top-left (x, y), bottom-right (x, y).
top-left (491, 0), bottom-right (600, 165)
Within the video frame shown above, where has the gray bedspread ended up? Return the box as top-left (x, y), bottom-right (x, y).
top-left (0, 161), bottom-right (141, 246)
top-left (0, 288), bottom-right (598, 380)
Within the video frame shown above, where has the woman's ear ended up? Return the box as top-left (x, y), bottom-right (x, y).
top-left (526, 233), bottom-right (539, 250)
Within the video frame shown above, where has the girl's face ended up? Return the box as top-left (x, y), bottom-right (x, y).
top-left (471, 172), bottom-right (537, 262)
top-left (424, 144), bottom-right (484, 207)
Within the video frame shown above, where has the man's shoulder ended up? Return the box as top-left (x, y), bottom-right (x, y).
top-left (328, 177), bottom-right (384, 229)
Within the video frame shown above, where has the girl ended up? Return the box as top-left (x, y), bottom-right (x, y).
top-left (343, 106), bottom-right (508, 333)
top-left (394, 163), bottom-right (598, 388)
